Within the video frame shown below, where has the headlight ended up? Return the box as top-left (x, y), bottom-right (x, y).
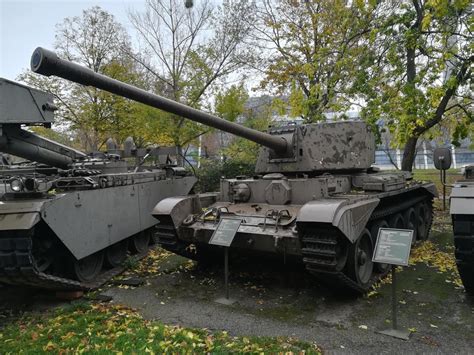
top-left (10, 178), bottom-right (23, 192)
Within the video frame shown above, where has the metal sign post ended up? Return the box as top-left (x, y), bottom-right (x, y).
top-left (372, 228), bottom-right (414, 340)
top-left (209, 218), bottom-right (241, 305)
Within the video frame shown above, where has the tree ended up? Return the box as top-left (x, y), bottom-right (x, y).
top-left (359, 0), bottom-right (473, 171)
top-left (252, 0), bottom-right (377, 121)
top-left (19, 7), bottom-right (137, 151)
top-left (217, 86), bottom-right (273, 163)
top-left (127, 0), bottom-right (255, 152)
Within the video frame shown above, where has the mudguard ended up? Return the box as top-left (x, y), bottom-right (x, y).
top-left (152, 193), bottom-right (218, 228)
top-left (0, 212), bottom-right (40, 230)
top-left (0, 200), bottom-right (45, 230)
top-left (297, 198), bottom-right (380, 242)
top-left (450, 186), bottom-right (474, 215)
top-left (421, 183), bottom-right (438, 197)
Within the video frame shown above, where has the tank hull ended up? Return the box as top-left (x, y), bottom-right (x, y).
top-left (450, 176), bottom-right (474, 294)
top-left (154, 174), bottom-right (436, 294)
top-left (0, 175), bottom-right (196, 290)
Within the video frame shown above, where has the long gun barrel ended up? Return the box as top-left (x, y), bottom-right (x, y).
top-left (31, 47), bottom-right (288, 154)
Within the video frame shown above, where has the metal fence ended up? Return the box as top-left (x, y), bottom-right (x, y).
top-left (375, 147), bottom-right (474, 170)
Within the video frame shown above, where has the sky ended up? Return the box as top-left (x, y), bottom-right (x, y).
top-left (0, 0), bottom-right (145, 81)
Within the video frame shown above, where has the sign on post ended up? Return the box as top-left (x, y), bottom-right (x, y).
top-left (210, 218), bottom-right (241, 306)
top-left (209, 218), bottom-right (241, 247)
top-left (373, 228), bottom-right (414, 341)
top-left (372, 228), bottom-right (414, 266)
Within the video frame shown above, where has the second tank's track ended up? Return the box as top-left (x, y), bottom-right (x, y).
top-left (0, 231), bottom-right (150, 291)
top-left (452, 215), bottom-right (474, 294)
top-left (300, 194), bottom-right (434, 294)
top-left (155, 224), bottom-right (199, 260)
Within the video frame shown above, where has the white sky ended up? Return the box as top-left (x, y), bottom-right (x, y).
top-left (0, 0), bottom-right (145, 81)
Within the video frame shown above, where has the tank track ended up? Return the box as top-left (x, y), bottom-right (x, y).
top-left (155, 225), bottom-right (197, 260)
top-left (453, 216), bottom-right (474, 294)
top-left (0, 232), bottom-right (149, 291)
top-left (300, 194), bottom-right (433, 294)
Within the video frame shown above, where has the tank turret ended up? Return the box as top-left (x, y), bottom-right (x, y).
top-left (31, 47), bottom-right (375, 174)
top-left (0, 78), bottom-right (86, 168)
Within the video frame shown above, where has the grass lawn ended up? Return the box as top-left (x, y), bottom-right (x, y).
top-left (412, 168), bottom-right (462, 194)
top-left (0, 302), bottom-right (320, 354)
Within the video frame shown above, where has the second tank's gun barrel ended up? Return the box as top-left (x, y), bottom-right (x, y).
top-left (30, 48), bottom-right (288, 154)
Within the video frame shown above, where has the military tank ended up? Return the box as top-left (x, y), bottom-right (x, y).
top-left (0, 77), bottom-right (197, 290)
top-left (31, 47), bottom-right (437, 294)
top-left (434, 148), bottom-right (474, 294)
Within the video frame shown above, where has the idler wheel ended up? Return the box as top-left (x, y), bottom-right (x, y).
top-left (347, 229), bottom-right (374, 289)
top-left (370, 219), bottom-right (390, 273)
top-left (130, 231), bottom-right (150, 254)
top-left (73, 251), bottom-right (104, 283)
top-left (105, 239), bottom-right (128, 267)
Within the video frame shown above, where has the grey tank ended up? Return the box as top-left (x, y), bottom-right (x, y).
top-left (30, 47), bottom-right (437, 294)
top-left (450, 166), bottom-right (474, 294)
top-left (0, 77), bottom-right (196, 290)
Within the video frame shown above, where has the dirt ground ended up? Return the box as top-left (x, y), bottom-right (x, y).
top-left (0, 211), bottom-right (473, 354)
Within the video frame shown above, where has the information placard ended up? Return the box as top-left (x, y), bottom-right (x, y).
top-left (372, 228), bottom-right (413, 266)
top-left (209, 218), bottom-right (241, 247)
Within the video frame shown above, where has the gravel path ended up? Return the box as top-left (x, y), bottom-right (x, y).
top-left (103, 248), bottom-right (473, 354)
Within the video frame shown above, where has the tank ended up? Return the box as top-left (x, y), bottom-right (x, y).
top-left (31, 47), bottom-right (437, 294)
top-left (451, 165), bottom-right (474, 294)
top-left (0, 77), bottom-right (197, 290)
top-left (433, 148), bottom-right (474, 294)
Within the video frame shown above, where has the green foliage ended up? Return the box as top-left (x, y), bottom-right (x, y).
top-left (0, 302), bottom-right (321, 353)
top-left (358, 0), bottom-right (472, 169)
top-left (29, 127), bottom-right (77, 149)
top-left (215, 84), bottom-right (248, 123)
top-left (195, 159), bottom-right (255, 193)
top-left (256, 0), bottom-right (377, 122)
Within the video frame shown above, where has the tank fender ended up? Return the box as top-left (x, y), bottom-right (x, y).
top-left (152, 193), bottom-right (218, 228)
top-left (0, 212), bottom-right (40, 230)
top-left (450, 186), bottom-right (474, 215)
top-left (297, 198), bottom-right (380, 242)
top-left (421, 182), bottom-right (438, 197)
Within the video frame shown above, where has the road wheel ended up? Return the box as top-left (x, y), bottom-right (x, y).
top-left (403, 207), bottom-right (418, 244)
top-left (105, 239), bottom-right (128, 267)
top-left (347, 229), bottom-right (374, 290)
top-left (416, 202), bottom-right (432, 241)
top-left (73, 251), bottom-right (104, 283)
top-left (370, 219), bottom-right (390, 273)
top-left (32, 235), bottom-right (55, 273)
top-left (130, 232), bottom-right (150, 254)
top-left (389, 213), bottom-right (405, 229)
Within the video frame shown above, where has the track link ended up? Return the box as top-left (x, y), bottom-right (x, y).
top-left (0, 232), bottom-right (149, 291)
top-left (300, 194), bottom-right (434, 294)
top-left (155, 224), bottom-right (197, 260)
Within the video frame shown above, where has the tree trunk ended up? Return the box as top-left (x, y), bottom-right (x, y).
top-left (401, 136), bottom-right (418, 171)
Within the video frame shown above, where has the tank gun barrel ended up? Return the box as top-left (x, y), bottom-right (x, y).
top-left (31, 48), bottom-right (288, 153)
